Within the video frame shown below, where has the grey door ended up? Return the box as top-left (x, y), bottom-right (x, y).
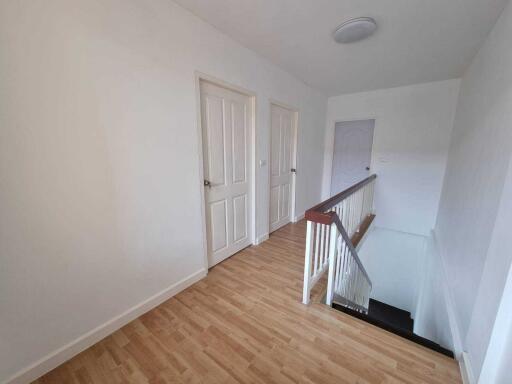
top-left (330, 120), bottom-right (374, 196)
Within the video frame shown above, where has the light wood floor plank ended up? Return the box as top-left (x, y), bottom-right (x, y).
top-left (33, 220), bottom-right (461, 383)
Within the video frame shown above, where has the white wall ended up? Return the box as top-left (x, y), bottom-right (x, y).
top-left (413, 234), bottom-right (455, 350)
top-left (479, 256), bottom-right (512, 384)
top-left (0, 0), bottom-right (327, 382)
top-left (358, 226), bottom-right (456, 350)
top-left (324, 79), bottom-right (460, 236)
top-left (356, 225), bottom-right (462, 353)
top-left (358, 227), bottom-right (426, 314)
top-left (435, 1), bottom-right (512, 380)
top-left (467, 153), bottom-right (512, 383)
top-left (494, 329), bottom-right (512, 384)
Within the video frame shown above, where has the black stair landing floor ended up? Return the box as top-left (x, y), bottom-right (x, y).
top-left (367, 299), bottom-right (413, 332)
top-left (332, 299), bottom-right (454, 358)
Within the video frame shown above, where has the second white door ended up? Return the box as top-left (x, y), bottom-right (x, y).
top-left (200, 81), bottom-right (253, 267)
top-left (270, 104), bottom-right (296, 233)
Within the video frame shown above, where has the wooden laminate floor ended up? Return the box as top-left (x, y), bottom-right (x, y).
top-left (34, 221), bottom-right (462, 384)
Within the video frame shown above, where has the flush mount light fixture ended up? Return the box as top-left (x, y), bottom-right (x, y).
top-left (333, 17), bottom-right (377, 44)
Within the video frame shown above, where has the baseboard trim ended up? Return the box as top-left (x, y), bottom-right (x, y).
top-left (431, 230), bottom-right (464, 358)
top-left (254, 233), bottom-right (269, 245)
top-left (459, 352), bottom-right (475, 384)
top-left (293, 213), bottom-right (305, 223)
top-left (4, 269), bottom-right (207, 384)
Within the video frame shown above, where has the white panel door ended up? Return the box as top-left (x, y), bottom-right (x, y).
top-left (270, 104), bottom-right (296, 233)
top-left (200, 81), bottom-right (253, 267)
top-left (330, 119), bottom-right (374, 196)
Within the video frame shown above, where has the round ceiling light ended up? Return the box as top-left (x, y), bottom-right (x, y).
top-left (333, 17), bottom-right (377, 44)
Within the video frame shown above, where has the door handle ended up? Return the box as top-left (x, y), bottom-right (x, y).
top-left (365, 167), bottom-right (370, 171)
top-left (291, 168), bottom-right (297, 173)
top-left (204, 179), bottom-right (212, 188)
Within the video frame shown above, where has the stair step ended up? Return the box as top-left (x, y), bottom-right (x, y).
top-left (367, 299), bottom-right (414, 332)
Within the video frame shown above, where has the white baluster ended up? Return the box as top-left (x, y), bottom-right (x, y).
top-left (362, 183), bottom-right (368, 219)
top-left (337, 239), bottom-right (343, 294)
top-left (325, 224), bottom-right (338, 306)
top-left (359, 189), bottom-right (364, 225)
top-left (343, 242), bottom-right (349, 297)
top-left (333, 234), bottom-right (341, 293)
top-left (314, 223), bottom-right (320, 274)
top-left (319, 224), bottom-right (325, 269)
top-left (303, 176), bottom-right (375, 310)
top-left (348, 194), bottom-right (354, 236)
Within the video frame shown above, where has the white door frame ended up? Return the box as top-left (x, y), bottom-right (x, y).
top-left (324, 116), bottom-right (376, 198)
top-left (195, 72), bottom-right (257, 271)
top-left (268, 100), bottom-right (299, 232)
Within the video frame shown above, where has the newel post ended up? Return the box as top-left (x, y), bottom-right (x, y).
top-left (302, 220), bottom-right (315, 304)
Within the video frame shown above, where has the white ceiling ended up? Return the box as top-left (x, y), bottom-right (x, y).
top-left (173, 0), bottom-right (508, 96)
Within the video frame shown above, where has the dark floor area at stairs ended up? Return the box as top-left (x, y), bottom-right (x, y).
top-left (333, 299), bottom-right (454, 358)
top-left (368, 299), bottom-right (413, 332)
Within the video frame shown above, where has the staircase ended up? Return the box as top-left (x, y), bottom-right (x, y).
top-left (302, 174), bottom-right (454, 358)
top-left (302, 175), bottom-right (376, 311)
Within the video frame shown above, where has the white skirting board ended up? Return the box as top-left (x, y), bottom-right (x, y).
top-left (431, 230), bottom-right (464, 356)
top-left (4, 269), bottom-right (207, 384)
top-left (254, 233), bottom-right (269, 245)
top-left (459, 352), bottom-right (475, 384)
top-left (293, 213), bottom-right (305, 223)
top-left (431, 230), bottom-right (473, 382)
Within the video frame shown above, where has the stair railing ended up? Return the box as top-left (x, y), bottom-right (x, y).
top-left (302, 175), bottom-right (376, 312)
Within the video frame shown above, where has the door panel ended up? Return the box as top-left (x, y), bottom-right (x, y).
top-left (231, 101), bottom-right (246, 184)
top-left (280, 183), bottom-right (291, 219)
top-left (270, 186), bottom-right (279, 225)
top-left (330, 120), bottom-right (374, 196)
top-left (271, 120), bottom-right (280, 177)
top-left (201, 81), bottom-right (253, 267)
top-left (209, 200), bottom-right (228, 252)
top-left (233, 194), bottom-right (247, 242)
top-left (205, 96), bottom-right (226, 186)
top-left (280, 114), bottom-right (292, 174)
top-left (270, 104), bottom-right (296, 233)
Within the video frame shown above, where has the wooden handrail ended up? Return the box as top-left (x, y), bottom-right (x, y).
top-left (305, 174), bottom-right (377, 224)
